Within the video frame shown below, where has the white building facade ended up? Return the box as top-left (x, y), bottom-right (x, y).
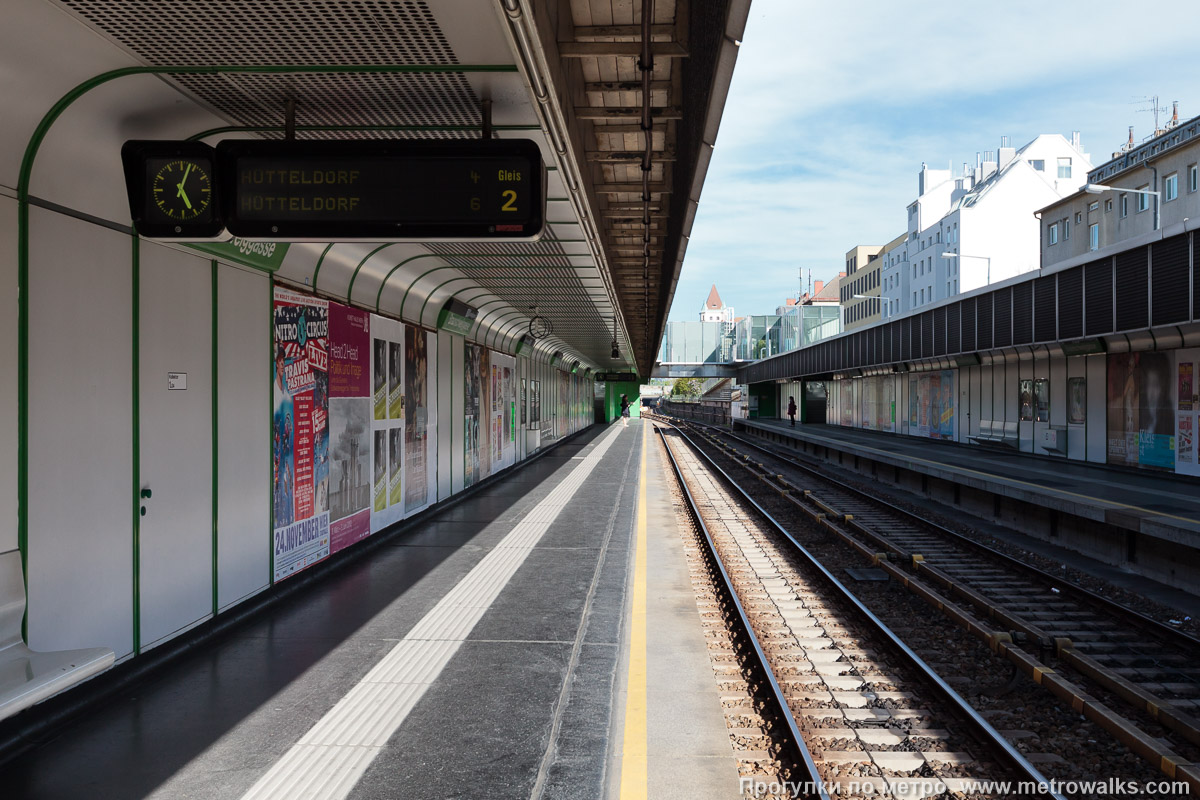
top-left (881, 134), bottom-right (1092, 320)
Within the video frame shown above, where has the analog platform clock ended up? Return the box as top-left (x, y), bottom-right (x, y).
top-left (121, 140), bottom-right (224, 239)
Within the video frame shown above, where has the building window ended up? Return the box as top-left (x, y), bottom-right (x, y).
top-left (1089, 222), bottom-right (1099, 251)
top-left (1104, 199), bottom-right (1112, 212)
top-left (1137, 185), bottom-right (1150, 212)
top-left (1120, 194), bottom-right (1128, 217)
top-left (1057, 157), bottom-right (1072, 179)
top-left (1048, 222), bottom-right (1059, 245)
top-left (913, 291), bottom-right (917, 305)
top-left (1063, 218), bottom-right (1070, 240)
top-left (1164, 173), bottom-right (1178, 202)
top-left (1030, 159), bottom-right (1045, 171)
top-left (1189, 164), bottom-right (1198, 193)
top-left (1075, 212), bottom-right (1082, 224)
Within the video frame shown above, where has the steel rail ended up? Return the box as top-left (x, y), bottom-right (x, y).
top-left (652, 423), bottom-right (829, 800)
top-left (684, 420), bottom-right (1200, 756)
top-left (651, 414), bottom-right (1066, 798)
top-left (712, 422), bottom-right (1200, 653)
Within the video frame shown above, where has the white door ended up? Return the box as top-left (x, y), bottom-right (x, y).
top-left (139, 245), bottom-right (213, 649)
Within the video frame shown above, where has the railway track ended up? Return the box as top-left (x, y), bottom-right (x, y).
top-left (653, 419), bottom-right (1064, 799)
top-left (657, 413), bottom-right (1200, 794)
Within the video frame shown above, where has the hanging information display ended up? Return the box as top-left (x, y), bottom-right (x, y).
top-left (217, 139), bottom-right (546, 240)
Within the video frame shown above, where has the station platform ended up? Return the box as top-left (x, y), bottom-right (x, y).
top-left (728, 418), bottom-right (1200, 617)
top-left (0, 421), bottom-right (741, 800)
top-left (738, 418), bottom-right (1200, 543)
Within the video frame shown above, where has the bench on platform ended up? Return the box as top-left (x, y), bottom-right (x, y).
top-left (970, 420), bottom-right (1018, 449)
top-left (0, 550), bottom-right (114, 723)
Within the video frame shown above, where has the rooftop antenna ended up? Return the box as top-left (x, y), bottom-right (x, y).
top-left (1132, 94), bottom-right (1170, 136)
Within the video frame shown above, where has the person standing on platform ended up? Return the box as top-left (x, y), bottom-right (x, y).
top-left (787, 396), bottom-right (797, 427)
top-left (620, 394), bottom-right (631, 428)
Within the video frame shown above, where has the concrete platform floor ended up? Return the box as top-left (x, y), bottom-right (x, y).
top-left (0, 420), bottom-right (742, 800)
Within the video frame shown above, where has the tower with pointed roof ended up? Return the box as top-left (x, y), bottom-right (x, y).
top-left (700, 284), bottom-right (733, 322)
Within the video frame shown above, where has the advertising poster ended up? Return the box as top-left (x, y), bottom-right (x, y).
top-left (405, 326), bottom-right (430, 510)
top-left (1068, 377), bottom-right (1087, 424)
top-left (908, 377), bottom-right (918, 429)
top-left (490, 353), bottom-right (517, 470)
top-left (464, 342), bottom-right (484, 487)
top-left (388, 428), bottom-right (403, 506)
top-left (1180, 362), bottom-right (1194, 412)
top-left (1175, 350), bottom-right (1200, 476)
top-left (1107, 352), bottom-right (1174, 469)
top-left (560, 371), bottom-right (570, 433)
top-left (388, 341), bottom-right (404, 419)
top-left (503, 365), bottom-right (513, 445)
top-left (937, 371), bottom-right (955, 439)
top-left (1179, 416), bottom-right (1194, 465)
top-left (908, 371), bottom-right (954, 440)
top-left (917, 376), bottom-right (932, 437)
top-left (373, 429), bottom-right (387, 511)
top-left (370, 314), bottom-right (406, 531)
top-left (327, 302), bottom-right (371, 554)
top-left (272, 287), bottom-right (330, 581)
top-left (373, 338), bottom-right (387, 420)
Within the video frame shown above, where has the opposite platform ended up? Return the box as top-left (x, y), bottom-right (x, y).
top-left (739, 418), bottom-right (1200, 545)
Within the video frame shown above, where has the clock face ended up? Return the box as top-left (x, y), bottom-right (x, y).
top-left (150, 158), bottom-right (213, 221)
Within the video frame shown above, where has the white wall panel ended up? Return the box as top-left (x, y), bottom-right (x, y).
top-left (437, 331), bottom-right (453, 501)
top-left (964, 367), bottom-right (974, 441)
top-left (1004, 361), bottom-right (1018, 422)
top-left (451, 336), bottom-right (465, 494)
top-left (0, 197), bottom-right (17, 554)
top-left (217, 265), bottom-right (270, 609)
top-left (138, 242), bottom-right (212, 649)
top-left (978, 365), bottom-right (993, 423)
top-left (1049, 356), bottom-right (1067, 427)
top-left (26, 208), bottom-right (132, 656)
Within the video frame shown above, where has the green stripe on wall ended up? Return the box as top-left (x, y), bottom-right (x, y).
top-left (131, 235), bottom-right (141, 655)
top-left (212, 261), bottom-right (219, 615)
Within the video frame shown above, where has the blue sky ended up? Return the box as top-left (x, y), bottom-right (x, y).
top-left (669, 0), bottom-right (1199, 321)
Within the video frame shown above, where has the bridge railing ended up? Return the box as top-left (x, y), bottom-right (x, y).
top-left (660, 400), bottom-right (730, 426)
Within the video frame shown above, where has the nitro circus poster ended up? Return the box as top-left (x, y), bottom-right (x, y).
top-left (273, 288), bottom-right (330, 581)
top-left (405, 326), bottom-right (429, 509)
top-left (327, 303), bottom-right (371, 554)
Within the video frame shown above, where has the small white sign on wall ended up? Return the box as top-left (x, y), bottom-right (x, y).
top-left (167, 372), bottom-right (187, 391)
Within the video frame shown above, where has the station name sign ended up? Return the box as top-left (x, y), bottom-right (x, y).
top-left (121, 138), bottom-right (546, 242)
top-left (593, 372), bottom-right (639, 382)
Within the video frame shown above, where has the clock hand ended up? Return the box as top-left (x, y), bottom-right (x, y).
top-left (176, 163), bottom-right (194, 210)
top-left (176, 163), bottom-right (193, 197)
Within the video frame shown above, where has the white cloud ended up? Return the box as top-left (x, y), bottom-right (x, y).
top-left (671, 0), bottom-right (1200, 322)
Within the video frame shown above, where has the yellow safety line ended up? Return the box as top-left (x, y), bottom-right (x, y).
top-left (619, 421), bottom-right (649, 799)
top-left (757, 422), bottom-right (1200, 526)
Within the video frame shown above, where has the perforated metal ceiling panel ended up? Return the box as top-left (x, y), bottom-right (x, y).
top-left (56, 0), bottom-right (482, 135)
top-left (48, 0), bottom-right (632, 369)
